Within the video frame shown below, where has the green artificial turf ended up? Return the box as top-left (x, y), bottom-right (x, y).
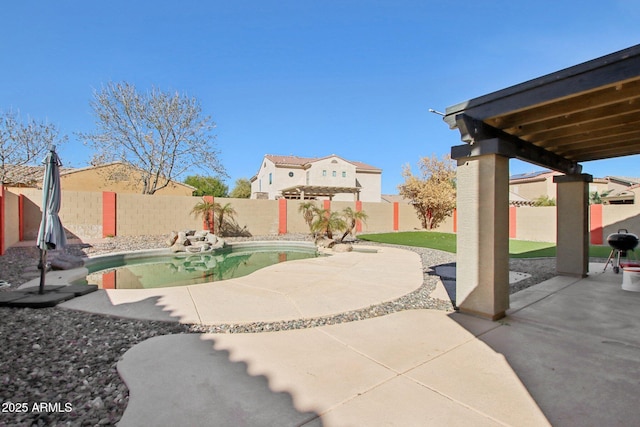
top-left (359, 231), bottom-right (614, 259)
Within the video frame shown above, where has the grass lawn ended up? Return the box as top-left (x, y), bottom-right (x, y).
top-left (359, 231), bottom-right (613, 259)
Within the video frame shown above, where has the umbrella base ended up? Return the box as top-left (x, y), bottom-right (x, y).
top-left (0, 284), bottom-right (98, 308)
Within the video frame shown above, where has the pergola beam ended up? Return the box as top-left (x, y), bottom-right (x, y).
top-left (452, 114), bottom-right (582, 175)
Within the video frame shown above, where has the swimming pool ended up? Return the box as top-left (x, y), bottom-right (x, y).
top-left (81, 242), bottom-right (321, 289)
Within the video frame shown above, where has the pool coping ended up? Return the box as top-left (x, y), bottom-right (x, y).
top-left (54, 242), bottom-right (425, 326)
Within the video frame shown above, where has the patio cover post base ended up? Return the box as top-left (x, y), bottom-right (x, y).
top-left (454, 151), bottom-right (510, 320)
top-left (554, 174), bottom-right (592, 277)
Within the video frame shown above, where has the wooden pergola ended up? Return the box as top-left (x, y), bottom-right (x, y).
top-left (280, 185), bottom-right (360, 200)
top-left (444, 44), bottom-right (640, 320)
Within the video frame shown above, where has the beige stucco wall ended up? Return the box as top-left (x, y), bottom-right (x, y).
top-left (514, 206), bottom-right (557, 242)
top-left (116, 194), bottom-right (201, 236)
top-left (355, 170), bottom-right (382, 203)
top-left (3, 189), bottom-right (20, 249)
top-left (251, 158), bottom-right (306, 199)
top-left (308, 157), bottom-right (356, 190)
top-left (61, 164), bottom-right (194, 196)
top-left (9, 188), bottom-right (104, 240)
top-left (602, 205), bottom-right (640, 237)
top-left (286, 200), bottom-right (317, 234)
top-left (215, 197), bottom-right (280, 236)
top-left (5, 187), bottom-right (640, 246)
top-left (510, 179), bottom-right (549, 200)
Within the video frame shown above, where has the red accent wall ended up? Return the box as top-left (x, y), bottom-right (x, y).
top-left (278, 198), bottom-right (287, 234)
top-left (355, 201), bottom-right (363, 233)
top-left (0, 185), bottom-right (4, 255)
top-left (102, 271), bottom-right (116, 289)
top-left (590, 204), bottom-right (604, 244)
top-left (102, 192), bottom-right (117, 238)
top-left (203, 196), bottom-right (215, 232)
top-left (509, 206), bottom-right (517, 239)
top-left (18, 194), bottom-right (24, 241)
top-left (453, 209), bottom-right (457, 233)
top-left (393, 202), bottom-right (399, 231)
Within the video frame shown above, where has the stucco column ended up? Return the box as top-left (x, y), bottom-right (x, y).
top-left (554, 174), bottom-right (592, 277)
top-left (455, 153), bottom-right (510, 320)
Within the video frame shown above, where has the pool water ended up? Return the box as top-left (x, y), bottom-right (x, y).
top-left (84, 247), bottom-right (320, 289)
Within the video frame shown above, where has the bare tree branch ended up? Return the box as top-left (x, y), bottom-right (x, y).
top-left (79, 82), bottom-right (225, 194)
top-left (0, 109), bottom-right (67, 184)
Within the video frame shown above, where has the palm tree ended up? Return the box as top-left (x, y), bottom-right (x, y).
top-left (298, 201), bottom-right (318, 233)
top-left (589, 190), bottom-right (611, 205)
top-left (214, 202), bottom-right (237, 235)
top-left (311, 209), bottom-right (347, 239)
top-left (340, 207), bottom-right (368, 241)
top-left (191, 198), bottom-right (218, 232)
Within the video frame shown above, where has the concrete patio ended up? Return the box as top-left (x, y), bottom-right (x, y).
top-left (49, 246), bottom-right (640, 426)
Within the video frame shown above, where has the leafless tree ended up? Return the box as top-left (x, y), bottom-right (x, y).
top-left (80, 82), bottom-right (225, 194)
top-left (0, 110), bottom-right (66, 184)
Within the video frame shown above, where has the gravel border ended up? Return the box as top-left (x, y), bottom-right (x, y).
top-left (0, 234), bottom-right (563, 425)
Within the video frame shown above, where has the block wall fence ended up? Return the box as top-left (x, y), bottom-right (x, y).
top-left (2, 187), bottom-right (640, 255)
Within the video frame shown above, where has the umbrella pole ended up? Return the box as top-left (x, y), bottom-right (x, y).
top-left (38, 249), bottom-right (47, 294)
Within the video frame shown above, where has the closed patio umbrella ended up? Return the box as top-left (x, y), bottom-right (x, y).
top-left (36, 145), bottom-right (67, 294)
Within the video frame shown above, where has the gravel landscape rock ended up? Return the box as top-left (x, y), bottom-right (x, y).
top-left (0, 233), bottom-right (561, 425)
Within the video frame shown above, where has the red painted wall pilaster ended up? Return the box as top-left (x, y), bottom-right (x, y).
top-left (18, 194), bottom-right (24, 241)
top-left (355, 200), bottom-right (363, 233)
top-left (509, 206), bottom-right (517, 239)
top-left (102, 192), bottom-right (117, 238)
top-left (278, 198), bottom-right (287, 234)
top-left (323, 200), bottom-right (331, 211)
top-left (0, 185), bottom-right (5, 255)
top-left (590, 204), bottom-right (604, 244)
top-left (102, 271), bottom-right (116, 289)
top-left (393, 202), bottom-right (399, 231)
top-left (453, 209), bottom-right (457, 233)
top-left (203, 196), bottom-right (214, 232)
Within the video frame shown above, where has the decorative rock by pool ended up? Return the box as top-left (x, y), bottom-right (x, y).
top-left (166, 230), bottom-right (226, 253)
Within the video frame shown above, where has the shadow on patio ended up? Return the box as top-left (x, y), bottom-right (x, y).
top-left (451, 262), bottom-right (640, 426)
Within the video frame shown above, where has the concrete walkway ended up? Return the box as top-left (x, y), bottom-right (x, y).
top-left (60, 245), bottom-right (424, 323)
top-left (57, 246), bottom-right (640, 426)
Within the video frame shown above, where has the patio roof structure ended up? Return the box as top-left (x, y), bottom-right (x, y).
top-left (279, 185), bottom-right (360, 200)
top-left (444, 44), bottom-right (640, 319)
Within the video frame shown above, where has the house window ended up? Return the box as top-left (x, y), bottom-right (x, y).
top-left (323, 170), bottom-right (327, 176)
top-left (332, 171), bottom-right (336, 177)
top-left (342, 171), bottom-right (346, 178)
top-left (269, 173), bottom-right (272, 185)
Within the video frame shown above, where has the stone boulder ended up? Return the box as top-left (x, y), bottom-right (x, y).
top-left (315, 236), bottom-right (336, 248)
top-left (49, 253), bottom-right (85, 270)
top-left (332, 243), bottom-right (353, 253)
top-left (166, 231), bottom-right (178, 247)
top-left (168, 230), bottom-right (226, 253)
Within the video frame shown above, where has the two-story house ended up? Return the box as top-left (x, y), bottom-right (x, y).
top-left (250, 154), bottom-right (382, 202)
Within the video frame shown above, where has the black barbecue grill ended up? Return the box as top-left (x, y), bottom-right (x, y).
top-left (604, 229), bottom-right (639, 273)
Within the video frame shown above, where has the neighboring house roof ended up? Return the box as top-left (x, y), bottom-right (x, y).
top-left (264, 154), bottom-right (381, 172)
top-left (509, 170), bottom-right (562, 183)
top-left (2, 161), bottom-right (195, 192)
top-left (605, 176), bottom-right (640, 186)
top-left (602, 183), bottom-right (640, 203)
top-left (2, 164), bottom-right (73, 187)
top-left (381, 194), bottom-right (411, 204)
top-left (509, 191), bottom-right (535, 206)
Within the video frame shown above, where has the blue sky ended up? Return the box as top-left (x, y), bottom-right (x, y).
top-left (2, 1), bottom-right (640, 194)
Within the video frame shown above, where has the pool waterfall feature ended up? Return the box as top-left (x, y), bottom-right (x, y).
top-left (75, 241), bottom-right (322, 290)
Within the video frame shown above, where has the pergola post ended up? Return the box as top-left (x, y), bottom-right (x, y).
top-left (454, 150), bottom-right (510, 320)
top-left (554, 174), bottom-right (592, 277)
